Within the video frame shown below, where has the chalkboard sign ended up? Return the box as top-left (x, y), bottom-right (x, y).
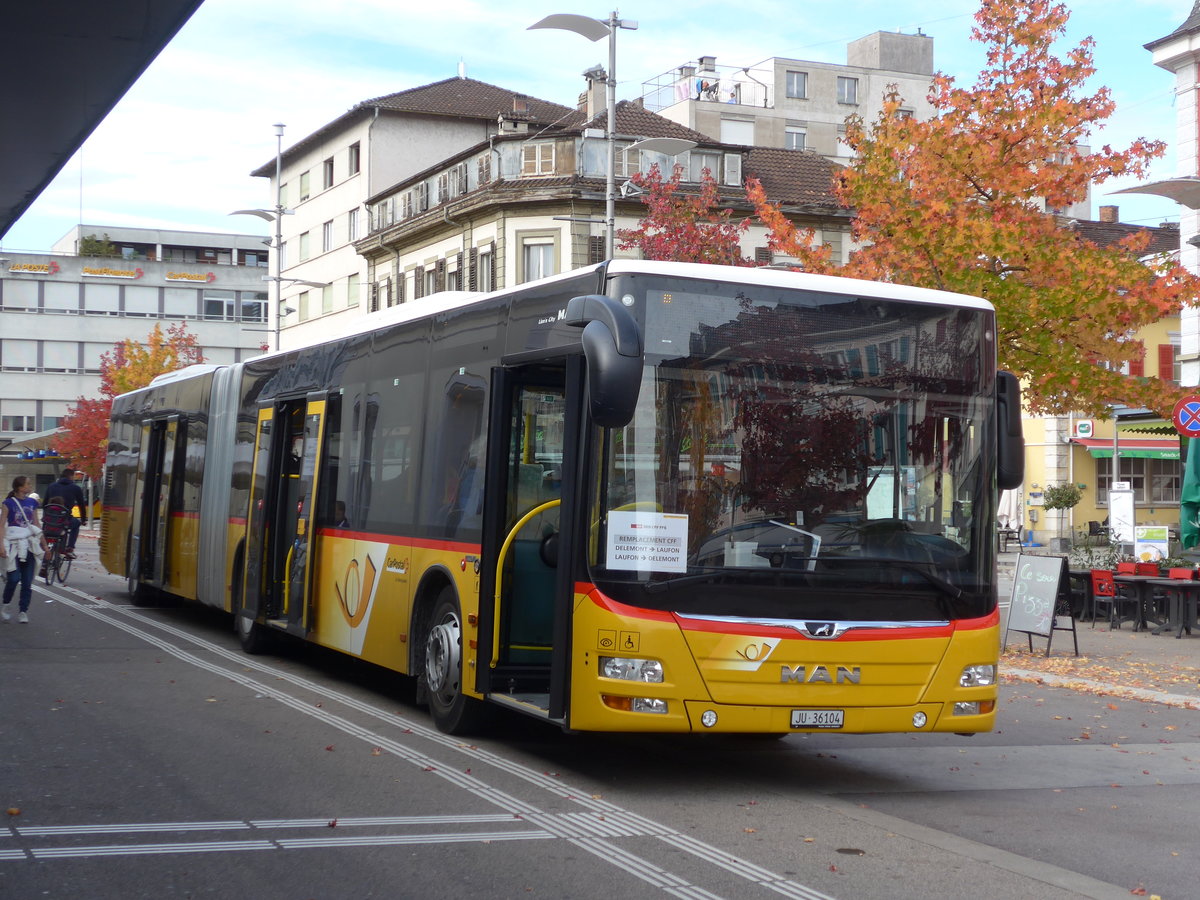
top-left (1007, 554), bottom-right (1066, 637)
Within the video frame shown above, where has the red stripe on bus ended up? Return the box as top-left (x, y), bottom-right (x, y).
top-left (578, 582), bottom-right (999, 638)
top-left (169, 510), bottom-right (200, 519)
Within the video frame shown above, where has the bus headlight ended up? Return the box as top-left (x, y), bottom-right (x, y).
top-left (954, 700), bottom-right (995, 715)
top-left (959, 664), bottom-right (996, 687)
top-left (602, 695), bottom-right (669, 714)
top-left (599, 656), bottom-right (664, 683)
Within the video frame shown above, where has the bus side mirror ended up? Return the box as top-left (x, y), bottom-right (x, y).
top-left (566, 294), bottom-right (643, 428)
top-left (996, 370), bottom-right (1024, 491)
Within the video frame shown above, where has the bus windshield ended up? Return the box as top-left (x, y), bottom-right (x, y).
top-left (591, 273), bottom-right (997, 622)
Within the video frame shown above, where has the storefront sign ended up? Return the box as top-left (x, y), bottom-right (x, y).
top-left (6, 261), bottom-right (60, 274)
top-left (166, 271), bottom-right (216, 283)
top-left (81, 266), bottom-right (143, 279)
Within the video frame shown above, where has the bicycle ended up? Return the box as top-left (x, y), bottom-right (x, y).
top-left (42, 535), bottom-right (71, 585)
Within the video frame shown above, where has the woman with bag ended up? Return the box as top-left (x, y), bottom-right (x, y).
top-left (1, 475), bottom-right (48, 623)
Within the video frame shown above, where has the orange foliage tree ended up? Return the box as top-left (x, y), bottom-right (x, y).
top-left (57, 323), bottom-right (205, 480)
top-left (618, 164), bottom-right (753, 265)
top-left (748, 0), bottom-right (1200, 417)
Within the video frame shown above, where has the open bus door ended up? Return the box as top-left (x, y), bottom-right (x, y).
top-left (239, 393), bottom-right (327, 650)
top-left (477, 358), bottom-right (584, 725)
top-left (127, 415), bottom-right (182, 600)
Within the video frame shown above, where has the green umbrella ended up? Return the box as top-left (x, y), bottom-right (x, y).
top-left (1181, 438), bottom-right (1200, 549)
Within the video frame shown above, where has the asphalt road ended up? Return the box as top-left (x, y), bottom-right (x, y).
top-left (2, 536), bottom-right (1197, 899)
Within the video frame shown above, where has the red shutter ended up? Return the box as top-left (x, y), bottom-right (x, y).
top-left (1159, 344), bottom-right (1175, 382)
top-left (1129, 342), bottom-right (1145, 377)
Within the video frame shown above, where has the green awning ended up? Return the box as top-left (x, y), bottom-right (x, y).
top-left (1071, 437), bottom-right (1180, 460)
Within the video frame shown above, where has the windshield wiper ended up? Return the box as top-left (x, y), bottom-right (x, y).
top-left (830, 556), bottom-right (963, 613)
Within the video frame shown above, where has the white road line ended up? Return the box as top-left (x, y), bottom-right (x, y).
top-left (29, 586), bottom-right (836, 900)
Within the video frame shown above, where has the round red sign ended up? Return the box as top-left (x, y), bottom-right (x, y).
top-left (1172, 395), bottom-right (1200, 437)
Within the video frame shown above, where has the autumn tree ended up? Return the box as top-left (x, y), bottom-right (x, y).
top-left (749, 0), bottom-right (1200, 417)
top-left (617, 164), bottom-right (753, 265)
top-left (57, 323), bottom-right (205, 480)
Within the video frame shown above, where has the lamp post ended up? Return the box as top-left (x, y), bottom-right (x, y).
top-left (530, 11), bottom-right (638, 260)
top-left (231, 123), bottom-right (290, 351)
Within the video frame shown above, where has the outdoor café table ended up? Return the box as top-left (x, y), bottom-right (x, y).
top-left (1146, 578), bottom-right (1200, 638)
top-left (1112, 574), bottom-right (1168, 631)
top-left (1067, 569), bottom-right (1093, 619)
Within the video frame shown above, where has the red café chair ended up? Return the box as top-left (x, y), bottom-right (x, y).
top-left (1116, 562), bottom-right (1137, 574)
top-left (1089, 569), bottom-right (1137, 628)
top-left (1087, 569), bottom-right (1118, 626)
top-left (1168, 568), bottom-right (1197, 580)
top-left (1135, 563), bottom-right (1159, 576)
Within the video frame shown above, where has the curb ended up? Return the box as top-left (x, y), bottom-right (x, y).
top-left (1004, 666), bottom-right (1200, 710)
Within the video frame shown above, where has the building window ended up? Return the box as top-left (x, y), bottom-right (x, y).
top-left (279, 182), bottom-right (288, 207)
top-left (719, 118), bottom-right (754, 146)
top-left (521, 143), bottom-right (556, 176)
top-left (298, 231), bottom-right (310, 261)
top-left (614, 145), bottom-right (641, 178)
top-left (240, 292), bottom-right (267, 322)
top-left (837, 76), bottom-right (858, 105)
top-left (322, 220), bottom-right (333, 253)
top-left (785, 70), bottom-right (807, 99)
top-left (348, 142), bottom-right (361, 175)
top-left (347, 273), bottom-right (360, 307)
top-left (1096, 456), bottom-right (1180, 505)
top-left (837, 126), bottom-right (852, 157)
top-left (424, 267), bottom-right (437, 295)
top-left (298, 290), bottom-right (310, 321)
top-left (322, 284), bottom-right (333, 314)
top-left (348, 208), bottom-right (359, 242)
top-left (688, 151), bottom-right (721, 182)
top-left (520, 239), bottom-right (555, 283)
top-left (203, 289), bottom-right (237, 320)
top-left (447, 266), bottom-right (460, 291)
top-left (785, 125), bottom-right (806, 151)
top-left (298, 171), bottom-right (310, 202)
top-left (323, 157), bottom-right (334, 190)
top-left (2, 415), bottom-right (37, 432)
top-left (478, 246), bottom-right (494, 292)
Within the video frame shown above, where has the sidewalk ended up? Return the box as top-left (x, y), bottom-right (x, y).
top-left (998, 546), bottom-right (1200, 708)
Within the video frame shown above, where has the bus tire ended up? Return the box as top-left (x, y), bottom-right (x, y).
top-left (424, 587), bottom-right (492, 735)
top-left (236, 611), bottom-right (273, 654)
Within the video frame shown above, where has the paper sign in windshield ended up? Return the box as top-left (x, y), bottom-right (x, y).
top-left (606, 511), bottom-right (689, 572)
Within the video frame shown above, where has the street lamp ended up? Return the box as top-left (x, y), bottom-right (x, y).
top-left (530, 11), bottom-right (638, 259)
top-left (231, 123), bottom-right (292, 351)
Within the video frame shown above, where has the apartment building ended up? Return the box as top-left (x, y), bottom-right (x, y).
top-left (353, 97), bottom-right (849, 307)
top-left (250, 78), bottom-right (575, 348)
top-left (0, 225), bottom-right (272, 469)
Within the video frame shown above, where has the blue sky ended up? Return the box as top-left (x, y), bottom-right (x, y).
top-left (1, 0), bottom-right (1193, 252)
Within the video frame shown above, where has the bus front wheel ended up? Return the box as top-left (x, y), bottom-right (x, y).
top-left (424, 588), bottom-right (492, 735)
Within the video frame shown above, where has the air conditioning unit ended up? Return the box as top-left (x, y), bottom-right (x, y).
top-left (1072, 419), bottom-right (1094, 439)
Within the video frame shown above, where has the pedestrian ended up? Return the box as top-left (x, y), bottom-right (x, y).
top-left (1, 475), bottom-right (48, 624)
top-left (43, 467), bottom-right (85, 559)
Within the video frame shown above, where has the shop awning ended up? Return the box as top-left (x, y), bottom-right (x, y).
top-left (1069, 437), bottom-right (1181, 459)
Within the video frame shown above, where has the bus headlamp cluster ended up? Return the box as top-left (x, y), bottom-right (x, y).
top-left (959, 664), bottom-right (996, 687)
top-left (601, 695), bottom-right (668, 714)
top-left (599, 656), bottom-right (664, 683)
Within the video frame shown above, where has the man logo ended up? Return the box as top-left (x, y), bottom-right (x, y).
top-left (806, 622), bottom-right (837, 638)
top-left (781, 664), bottom-right (861, 684)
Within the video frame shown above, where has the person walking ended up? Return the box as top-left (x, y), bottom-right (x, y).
top-left (42, 467), bottom-right (85, 559)
top-left (1, 475), bottom-right (48, 623)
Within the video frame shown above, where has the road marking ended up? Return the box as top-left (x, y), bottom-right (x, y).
top-left (25, 587), bottom-right (835, 900)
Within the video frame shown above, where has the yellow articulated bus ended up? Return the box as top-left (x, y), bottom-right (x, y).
top-left (100, 260), bottom-right (1023, 736)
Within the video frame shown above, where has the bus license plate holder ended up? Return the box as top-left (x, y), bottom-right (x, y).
top-left (791, 709), bottom-right (843, 729)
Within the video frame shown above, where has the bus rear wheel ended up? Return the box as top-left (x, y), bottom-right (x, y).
top-left (424, 588), bottom-right (492, 735)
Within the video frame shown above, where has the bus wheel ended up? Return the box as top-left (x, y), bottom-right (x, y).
top-left (127, 570), bottom-right (153, 606)
top-left (424, 588), bottom-right (492, 735)
top-left (236, 611), bottom-right (273, 654)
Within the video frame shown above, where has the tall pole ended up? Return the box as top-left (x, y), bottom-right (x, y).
top-left (273, 123), bottom-right (285, 352)
top-left (605, 11), bottom-right (617, 260)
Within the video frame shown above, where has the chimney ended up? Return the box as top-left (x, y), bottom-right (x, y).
top-left (581, 66), bottom-right (607, 121)
top-left (1099, 205), bottom-right (1119, 224)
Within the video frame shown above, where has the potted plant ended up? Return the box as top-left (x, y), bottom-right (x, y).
top-left (1042, 482), bottom-right (1083, 553)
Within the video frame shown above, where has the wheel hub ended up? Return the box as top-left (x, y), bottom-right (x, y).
top-left (426, 615), bottom-right (461, 695)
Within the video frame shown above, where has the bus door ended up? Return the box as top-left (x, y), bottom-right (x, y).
top-left (242, 394), bottom-right (327, 637)
top-left (130, 414), bottom-right (182, 589)
top-left (479, 358), bottom-right (583, 721)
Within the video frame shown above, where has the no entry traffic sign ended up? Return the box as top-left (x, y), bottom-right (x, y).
top-left (1173, 395), bottom-right (1200, 437)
